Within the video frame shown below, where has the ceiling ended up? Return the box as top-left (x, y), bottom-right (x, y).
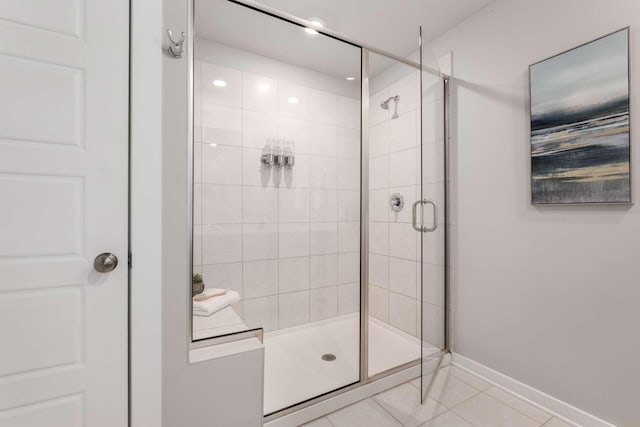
top-left (196, 0), bottom-right (361, 79)
top-left (195, 0), bottom-right (494, 80)
top-left (254, 0), bottom-right (495, 57)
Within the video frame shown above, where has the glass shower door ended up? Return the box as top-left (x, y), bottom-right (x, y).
top-left (367, 51), bottom-right (431, 378)
top-left (418, 28), bottom-right (448, 402)
top-left (191, 0), bottom-right (362, 416)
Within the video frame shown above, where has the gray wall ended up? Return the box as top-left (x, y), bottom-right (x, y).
top-left (129, 0), bottom-right (163, 423)
top-left (428, 1), bottom-right (640, 425)
top-left (160, 0), bottom-right (264, 426)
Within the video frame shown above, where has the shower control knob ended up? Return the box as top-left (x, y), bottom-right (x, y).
top-left (390, 193), bottom-right (404, 212)
top-left (94, 253), bottom-right (118, 273)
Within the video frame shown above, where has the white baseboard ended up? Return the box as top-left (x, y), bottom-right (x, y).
top-left (451, 353), bottom-right (616, 427)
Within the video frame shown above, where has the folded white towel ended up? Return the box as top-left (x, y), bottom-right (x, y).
top-left (193, 288), bottom-right (240, 317)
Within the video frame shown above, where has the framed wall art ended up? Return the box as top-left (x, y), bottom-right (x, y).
top-left (530, 28), bottom-right (631, 204)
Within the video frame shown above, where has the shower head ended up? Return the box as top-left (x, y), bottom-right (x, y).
top-left (391, 97), bottom-right (399, 119)
top-left (380, 95), bottom-right (400, 119)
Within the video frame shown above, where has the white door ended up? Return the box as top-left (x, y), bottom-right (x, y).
top-left (0, 0), bottom-right (129, 425)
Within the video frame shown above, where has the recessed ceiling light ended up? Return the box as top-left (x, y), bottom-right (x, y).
top-left (304, 17), bottom-right (326, 35)
top-left (308, 17), bottom-right (326, 28)
top-left (346, 77), bottom-right (356, 81)
top-left (212, 80), bottom-right (227, 87)
top-left (209, 143), bottom-right (218, 147)
top-left (257, 83), bottom-right (270, 93)
top-left (287, 97), bottom-right (299, 104)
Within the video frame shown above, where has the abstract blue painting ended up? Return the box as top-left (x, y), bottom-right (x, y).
top-left (530, 29), bottom-right (630, 204)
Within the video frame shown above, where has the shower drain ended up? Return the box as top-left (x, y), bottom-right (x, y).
top-left (321, 353), bottom-right (336, 362)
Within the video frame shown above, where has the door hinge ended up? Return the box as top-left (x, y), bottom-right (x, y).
top-left (128, 253), bottom-right (132, 270)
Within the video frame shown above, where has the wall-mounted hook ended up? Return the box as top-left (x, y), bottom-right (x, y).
top-left (167, 29), bottom-right (185, 58)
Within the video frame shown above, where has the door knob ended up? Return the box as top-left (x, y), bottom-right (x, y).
top-left (94, 253), bottom-right (118, 273)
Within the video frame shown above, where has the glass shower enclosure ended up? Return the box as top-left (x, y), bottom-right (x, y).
top-left (189, 0), bottom-right (448, 418)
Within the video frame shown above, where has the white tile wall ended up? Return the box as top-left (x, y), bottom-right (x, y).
top-left (389, 257), bottom-right (417, 299)
top-left (243, 260), bottom-right (278, 299)
top-left (338, 96), bottom-right (360, 130)
top-left (310, 255), bottom-right (338, 288)
top-left (243, 186), bottom-right (278, 223)
top-left (369, 285), bottom-right (389, 322)
top-left (242, 72), bottom-right (277, 112)
top-left (309, 123), bottom-right (337, 157)
top-left (337, 283), bottom-right (359, 315)
top-left (338, 222), bottom-right (360, 253)
top-left (201, 144), bottom-right (242, 184)
top-left (369, 253), bottom-right (389, 288)
top-left (202, 184), bottom-right (242, 224)
top-left (194, 59), bottom-right (361, 334)
top-left (201, 104), bottom-right (242, 147)
top-left (389, 292), bottom-right (417, 336)
top-left (310, 287), bottom-right (338, 321)
top-left (278, 116), bottom-right (309, 154)
top-left (309, 156), bottom-right (338, 189)
top-left (201, 262), bottom-right (243, 296)
top-left (310, 222), bottom-right (338, 255)
top-left (243, 110), bottom-right (277, 149)
top-left (278, 257), bottom-right (309, 293)
top-left (367, 69), bottom-right (446, 339)
top-left (338, 252), bottom-right (360, 284)
top-left (278, 82), bottom-right (309, 120)
top-left (309, 189), bottom-right (337, 222)
top-left (369, 121), bottom-right (389, 158)
top-left (279, 291), bottom-right (310, 328)
top-left (243, 296), bottom-right (278, 331)
top-left (278, 223), bottom-right (309, 258)
top-left (195, 54), bottom-right (443, 341)
top-left (202, 224), bottom-right (243, 264)
top-left (338, 127), bottom-right (360, 160)
top-left (202, 62), bottom-right (242, 107)
top-left (242, 223), bottom-right (278, 261)
top-left (338, 190), bottom-right (359, 222)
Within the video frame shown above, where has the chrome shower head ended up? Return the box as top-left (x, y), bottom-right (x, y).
top-left (391, 96), bottom-right (399, 119)
top-left (380, 95), bottom-right (400, 119)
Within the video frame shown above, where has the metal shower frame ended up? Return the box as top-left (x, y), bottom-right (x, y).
top-left (186, 0), bottom-right (452, 421)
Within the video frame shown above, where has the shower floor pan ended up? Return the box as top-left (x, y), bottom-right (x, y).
top-left (263, 313), bottom-right (428, 415)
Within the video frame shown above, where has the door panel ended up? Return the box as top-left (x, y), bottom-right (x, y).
top-left (0, 0), bottom-right (129, 425)
top-left (419, 28), bottom-right (447, 402)
top-left (367, 51), bottom-right (423, 377)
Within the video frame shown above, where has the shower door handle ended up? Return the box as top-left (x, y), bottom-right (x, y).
top-left (422, 199), bottom-right (438, 232)
top-left (412, 199), bottom-right (439, 233)
top-left (412, 200), bottom-right (424, 232)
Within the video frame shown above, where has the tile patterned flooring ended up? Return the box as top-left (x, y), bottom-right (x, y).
top-left (301, 365), bottom-right (576, 427)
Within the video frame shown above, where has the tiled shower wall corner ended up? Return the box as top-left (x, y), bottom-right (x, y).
top-left (193, 42), bottom-right (361, 333)
top-left (368, 65), bottom-right (446, 343)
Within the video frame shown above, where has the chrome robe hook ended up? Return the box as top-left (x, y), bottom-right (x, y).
top-left (167, 29), bottom-right (185, 58)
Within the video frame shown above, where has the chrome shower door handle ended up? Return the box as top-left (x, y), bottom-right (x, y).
top-left (422, 199), bottom-right (438, 232)
top-left (412, 199), bottom-right (439, 233)
top-left (412, 200), bottom-right (423, 232)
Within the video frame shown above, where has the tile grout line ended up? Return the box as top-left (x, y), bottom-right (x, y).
top-left (384, 95), bottom-right (392, 328)
top-left (307, 95), bottom-right (312, 327)
top-left (477, 389), bottom-right (552, 426)
top-left (369, 396), bottom-right (406, 427)
top-left (449, 365), bottom-right (557, 424)
top-left (406, 372), bottom-right (483, 415)
top-left (274, 78), bottom-right (280, 331)
top-left (324, 415), bottom-right (337, 427)
top-left (430, 368), bottom-right (552, 426)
